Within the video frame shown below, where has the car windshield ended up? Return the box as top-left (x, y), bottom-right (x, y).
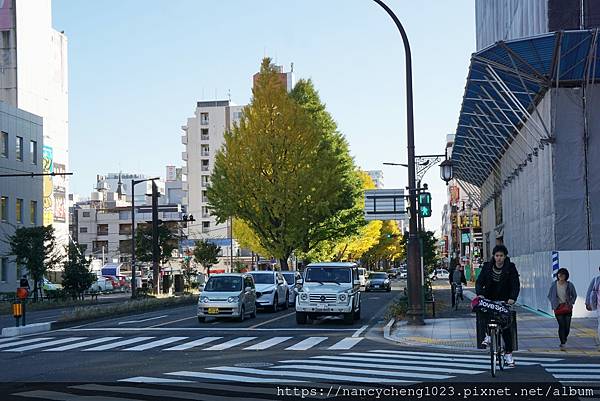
top-left (370, 273), bottom-right (388, 279)
top-left (204, 276), bottom-right (242, 292)
top-left (282, 273), bottom-right (295, 285)
top-left (358, 268), bottom-right (366, 275)
top-left (305, 268), bottom-right (351, 283)
top-left (249, 273), bottom-right (275, 284)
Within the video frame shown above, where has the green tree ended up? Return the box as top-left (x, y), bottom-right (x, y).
top-left (193, 239), bottom-right (221, 276)
top-left (399, 230), bottom-right (440, 276)
top-left (135, 224), bottom-right (178, 264)
top-left (232, 218), bottom-right (270, 256)
top-left (361, 221), bottom-right (405, 269)
top-left (62, 243), bottom-right (96, 300)
top-left (6, 226), bottom-right (62, 301)
top-left (208, 58), bottom-right (361, 269)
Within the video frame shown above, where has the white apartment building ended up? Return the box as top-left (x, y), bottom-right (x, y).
top-left (96, 173), bottom-right (166, 205)
top-left (0, 0), bottom-right (69, 245)
top-left (366, 170), bottom-right (384, 189)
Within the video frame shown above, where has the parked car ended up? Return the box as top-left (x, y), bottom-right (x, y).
top-left (357, 268), bottom-right (367, 287)
top-left (429, 268), bottom-right (450, 281)
top-left (295, 262), bottom-right (361, 324)
top-left (89, 276), bottom-right (113, 293)
top-left (42, 278), bottom-right (61, 292)
top-left (197, 273), bottom-right (257, 322)
top-left (248, 271), bottom-right (289, 312)
top-left (281, 271), bottom-right (302, 306)
top-left (102, 276), bottom-right (121, 292)
top-left (365, 272), bottom-right (392, 292)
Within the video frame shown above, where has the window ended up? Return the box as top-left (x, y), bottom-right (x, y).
top-left (119, 239), bottom-right (132, 253)
top-left (80, 227), bottom-right (88, 233)
top-left (15, 136), bottom-right (22, 161)
top-left (97, 224), bottom-right (109, 236)
top-left (0, 196), bottom-right (7, 221)
top-left (202, 190), bottom-right (208, 202)
top-left (30, 201), bottom-right (37, 225)
top-left (92, 240), bottom-right (108, 253)
top-left (201, 128), bottom-right (209, 140)
top-left (30, 140), bottom-right (37, 165)
top-left (244, 276), bottom-right (254, 290)
top-left (202, 221), bottom-right (210, 233)
top-left (15, 198), bottom-right (23, 223)
top-left (119, 224), bottom-right (132, 235)
top-left (200, 112), bottom-right (209, 125)
top-left (202, 206), bottom-right (210, 217)
top-left (201, 159), bottom-right (209, 171)
top-left (0, 257), bottom-right (7, 282)
top-left (1, 131), bottom-right (7, 157)
top-left (82, 211), bottom-right (90, 217)
top-left (201, 145), bottom-right (210, 156)
top-left (1, 30), bottom-right (9, 49)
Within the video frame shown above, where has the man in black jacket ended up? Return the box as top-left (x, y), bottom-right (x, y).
top-left (476, 245), bottom-right (520, 366)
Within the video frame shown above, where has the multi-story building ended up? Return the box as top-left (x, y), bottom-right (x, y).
top-left (0, 102), bottom-right (43, 292)
top-left (367, 170), bottom-right (384, 189)
top-left (96, 173), bottom-right (165, 205)
top-left (0, 0), bottom-right (69, 246)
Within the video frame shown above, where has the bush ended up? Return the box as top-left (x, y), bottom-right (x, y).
top-left (385, 295), bottom-right (408, 321)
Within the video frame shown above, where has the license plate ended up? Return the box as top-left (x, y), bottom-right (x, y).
top-left (317, 303), bottom-right (327, 310)
top-left (374, 285), bottom-right (380, 288)
top-left (208, 307), bottom-right (219, 314)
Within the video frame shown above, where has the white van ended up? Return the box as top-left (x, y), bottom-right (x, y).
top-left (357, 268), bottom-right (367, 287)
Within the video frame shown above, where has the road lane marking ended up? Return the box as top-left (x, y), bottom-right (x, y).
top-left (207, 366), bottom-right (408, 383)
top-left (44, 337), bottom-right (121, 351)
top-left (243, 337), bottom-right (292, 350)
top-left (370, 349), bottom-right (561, 362)
top-left (4, 337), bottom-right (85, 352)
top-left (285, 337), bottom-right (327, 350)
top-left (166, 370), bottom-right (304, 383)
top-left (272, 364), bottom-right (450, 380)
top-left (248, 311), bottom-right (295, 329)
top-left (148, 316), bottom-right (198, 328)
top-left (118, 315), bottom-right (167, 325)
top-left (311, 355), bottom-right (489, 370)
top-left (164, 337), bottom-right (223, 351)
top-left (352, 325), bottom-right (368, 337)
top-left (327, 337), bottom-right (363, 350)
top-left (123, 336), bottom-right (188, 351)
top-left (117, 377), bottom-right (192, 383)
top-left (203, 337), bottom-right (257, 351)
top-left (0, 337), bottom-right (52, 350)
top-left (8, 390), bottom-right (137, 401)
top-left (61, 327), bottom-right (358, 332)
top-left (84, 337), bottom-right (154, 351)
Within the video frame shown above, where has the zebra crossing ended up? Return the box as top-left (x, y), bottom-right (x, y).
top-left (0, 334), bottom-right (365, 353)
top-left (542, 363), bottom-right (600, 383)
top-left (118, 349), bottom-right (563, 385)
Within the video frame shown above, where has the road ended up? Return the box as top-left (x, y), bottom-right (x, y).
top-left (0, 280), bottom-right (598, 400)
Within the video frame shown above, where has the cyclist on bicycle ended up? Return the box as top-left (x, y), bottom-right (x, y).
top-left (450, 265), bottom-right (467, 307)
top-left (476, 245), bottom-right (520, 367)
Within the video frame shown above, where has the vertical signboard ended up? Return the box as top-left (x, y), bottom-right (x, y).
top-left (166, 166), bottom-right (176, 182)
top-left (53, 163), bottom-right (66, 222)
top-left (42, 146), bottom-right (54, 225)
top-left (0, 0), bottom-right (13, 30)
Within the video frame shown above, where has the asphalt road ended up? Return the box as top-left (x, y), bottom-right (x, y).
top-left (0, 280), bottom-right (598, 400)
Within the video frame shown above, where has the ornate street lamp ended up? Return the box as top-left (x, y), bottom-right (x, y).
top-left (439, 158), bottom-right (453, 184)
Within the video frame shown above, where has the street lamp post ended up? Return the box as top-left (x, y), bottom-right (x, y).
top-left (373, 0), bottom-right (422, 325)
top-left (130, 177), bottom-right (160, 299)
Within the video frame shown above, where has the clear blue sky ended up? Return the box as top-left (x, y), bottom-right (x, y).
top-left (52, 0), bottom-right (475, 233)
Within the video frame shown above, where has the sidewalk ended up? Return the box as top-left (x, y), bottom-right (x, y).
top-left (386, 284), bottom-right (600, 356)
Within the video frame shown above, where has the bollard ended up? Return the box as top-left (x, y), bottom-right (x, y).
top-left (12, 302), bottom-right (23, 327)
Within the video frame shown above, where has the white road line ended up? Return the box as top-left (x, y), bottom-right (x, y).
top-left (0, 338), bottom-right (17, 344)
top-left (543, 364), bottom-right (600, 367)
top-left (248, 311), bottom-right (296, 329)
top-left (9, 390), bottom-right (137, 401)
top-left (123, 336), bottom-right (188, 351)
top-left (118, 315), bottom-right (167, 325)
top-left (62, 327), bottom-right (358, 332)
top-left (279, 359), bottom-right (483, 375)
top-left (149, 316), bottom-right (198, 328)
top-left (4, 337), bottom-right (85, 352)
top-left (352, 325), bottom-right (369, 338)
top-left (166, 370), bottom-right (304, 383)
top-left (207, 366), bottom-right (409, 383)
top-left (553, 374), bottom-right (600, 380)
top-left (285, 337), bottom-right (327, 350)
top-left (273, 364), bottom-right (451, 380)
top-left (328, 337), bottom-right (363, 350)
top-left (0, 337), bottom-right (52, 350)
top-left (243, 337), bottom-right (292, 350)
top-left (164, 337), bottom-right (223, 351)
top-left (311, 355), bottom-right (489, 370)
top-left (84, 337), bottom-right (154, 351)
top-left (357, 351), bottom-right (542, 365)
top-left (371, 349), bottom-right (562, 362)
top-left (203, 337), bottom-right (257, 351)
top-left (118, 376), bottom-right (194, 384)
top-left (44, 337), bottom-right (121, 351)
top-left (547, 369), bottom-right (600, 373)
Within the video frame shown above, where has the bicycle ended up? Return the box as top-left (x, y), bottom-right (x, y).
top-left (475, 298), bottom-right (512, 377)
top-left (452, 282), bottom-right (463, 310)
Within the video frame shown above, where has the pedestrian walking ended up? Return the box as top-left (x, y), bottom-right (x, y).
top-left (476, 245), bottom-right (520, 366)
top-left (547, 268), bottom-right (577, 350)
top-left (585, 265), bottom-right (600, 347)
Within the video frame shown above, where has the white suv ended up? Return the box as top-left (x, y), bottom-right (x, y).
top-left (295, 262), bottom-right (361, 324)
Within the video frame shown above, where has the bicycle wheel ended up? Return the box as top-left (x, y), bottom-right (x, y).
top-left (490, 329), bottom-right (497, 377)
top-left (497, 329), bottom-right (505, 371)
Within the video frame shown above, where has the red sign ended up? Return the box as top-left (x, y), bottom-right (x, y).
top-left (16, 287), bottom-right (29, 300)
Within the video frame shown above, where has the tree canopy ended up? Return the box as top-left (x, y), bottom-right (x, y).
top-left (62, 243), bottom-right (96, 300)
top-left (135, 223), bottom-right (178, 264)
top-left (193, 239), bottom-right (221, 275)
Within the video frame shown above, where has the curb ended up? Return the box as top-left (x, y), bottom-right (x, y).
top-left (383, 318), bottom-right (395, 339)
top-left (1, 322), bottom-right (54, 337)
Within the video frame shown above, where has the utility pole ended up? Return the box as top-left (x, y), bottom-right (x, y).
top-left (152, 181), bottom-right (160, 294)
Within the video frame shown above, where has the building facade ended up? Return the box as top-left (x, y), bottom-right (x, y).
top-left (96, 173), bottom-right (166, 206)
top-left (0, 0), bottom-right (69, 246)
top-left (0, 102), bottom-right (43, 292)
top-left (367, 170), bottom-right (384, 189)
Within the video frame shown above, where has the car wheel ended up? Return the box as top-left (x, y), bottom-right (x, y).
top-left (343, 312), bottom-right (354, 324)
top-left (282, 292), bottom-right (289, 310)
top-left (353, 304), bottom-right (361, 321)
top-left (296, 312), bottom-right (307, 324)
top-left (197, 316), bottom-right (205, 324)
top-left (250, 306), bottom-right (257, 319)
top-left (272, 295), bottom-right (279, 312)
top-left (237, 306), bottom-right (245, 322)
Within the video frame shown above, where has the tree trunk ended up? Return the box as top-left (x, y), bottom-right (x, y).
top-left (279, 258), bottom-right (289, 271)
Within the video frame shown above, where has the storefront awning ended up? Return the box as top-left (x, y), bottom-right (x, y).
top-left (453, 30), bottom-right (600, 190)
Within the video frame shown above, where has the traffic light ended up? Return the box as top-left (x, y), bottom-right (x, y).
top-left (418, 191), bottom-right (432, 218)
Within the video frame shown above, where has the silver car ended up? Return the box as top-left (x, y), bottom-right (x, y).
top-left (197, 273), bottom-right (257, 322)
top-left (282, 271), bottom-right (302, 306)
top-left (249, 271), bottom-right (289, 312)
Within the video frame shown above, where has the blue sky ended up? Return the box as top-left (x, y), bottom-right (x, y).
top-left (52, 0), bottom-right (475, 232)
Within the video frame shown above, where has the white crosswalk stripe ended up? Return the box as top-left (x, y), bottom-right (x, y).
top-left (84, 337), bottom-right (154, 351)
top-left (327, 337), bottom-right (363, 350)
top-left (284, 336), bottom-right (327, 350)
top-left (203, 337), bottom-right (257, 351)
top-left (543, 363), bottom-right (600, 383)
top-left (166, 370), bottom-right (305, 383)
top-left (243, 337), bottom-right (292, 350)
top-left (4, 337), bottom-right (85, 352)
top-left (163, 337), bottom-right (222, 351)
top-left (44, 337), bottom-right (121, 351)
top-left (0, 337), bottom-right (52, 350)
top-left (122, 337), bottom-right (188, 351)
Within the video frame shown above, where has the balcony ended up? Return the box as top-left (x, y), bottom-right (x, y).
top-left (200, 119), bottom-right (209, 126)
top-left (201, 150), bottom-right (210, 157)
top-left (201, 165), bottom-right (209, 172)
top-left (181, 135), bottom-right (187, 145)
top-left (202, 212), bottom-right (210, 218)
top-left (201, 134), bottom-right (209, 141)
top-left (202, 197), bottom-right (208, 203)
top-left (201, 181), bottom-right (209, 188)
top-left (181, 166), bottom-right (188, 175)
top-left (182, 151), bottom-right (188, 161)
top-left (182, 182), bottom-right (188, 191)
